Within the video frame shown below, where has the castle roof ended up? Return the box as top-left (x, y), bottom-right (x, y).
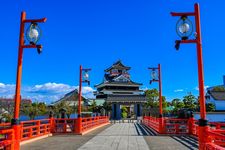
top-left (104, 60), bottom-right (131, 72)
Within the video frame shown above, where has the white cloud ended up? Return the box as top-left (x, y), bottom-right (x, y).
top-left (0, 83), bottom-right (15, 94)
top-left (0, 82), bottom-right (95, 104)
top-left (140, 86), bottom-right (148, 91)
top-left (195, 85), bottom-right (209, 91)
top-left (174, 89), bottom-right (184, 92)
top-left (27, 82), bottom-right (75, 94)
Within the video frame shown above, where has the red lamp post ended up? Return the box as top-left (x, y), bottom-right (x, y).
top-left (171, 3), bottom-right (208, 149)
top-left (13, 11), bottom-right (46, 150)
top-left (76, 65), bottom-right (91, 134)
top-left (148, 64), bottom-right (164, 134)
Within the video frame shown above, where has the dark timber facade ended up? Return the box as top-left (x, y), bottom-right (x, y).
top-left (95, 60), bottom-right (147, 120)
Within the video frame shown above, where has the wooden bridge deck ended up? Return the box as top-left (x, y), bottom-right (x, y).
top-left (21, 123), bottom-right (198, 150)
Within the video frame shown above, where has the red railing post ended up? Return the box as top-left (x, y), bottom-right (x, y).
top-left (37, 120), bottom-right (41, 136)
top-left (50, 117), bottom-right (55, 133)
top-left (188, 117), bottom-right (194, 135)
top-left (12, 124), bottom-right (21, 150)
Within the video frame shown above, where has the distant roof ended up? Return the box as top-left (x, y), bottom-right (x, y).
top-left (208, 91), bottom-right (225, 100)
top-left (95, 73), bottom-right (142, 88)
top-left (0, 98), bottom-right (32, 104)
top-left (105, 60), bottom-right (131, 72)
top-left (52, 89), bottom-right (86, 104)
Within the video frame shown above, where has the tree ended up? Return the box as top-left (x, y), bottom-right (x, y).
top-left (144, 89), bottom-right (159, 108)
top-left (206, 103), bottom-right (215, 112)
top-left (89, 100), bottom-right (97, 112)
top-left (144, 89), bottom-right (167, 114)
top-left (171, 98), bottom-right (185, 112)
top-left (183, 93), bottom-right (197, 110)
top-left (51, 101), bottom-right (70, 118)
top-left (121, 106), bottom-right (128, 118)
top-left (21, 103), bottom-right (40, 120)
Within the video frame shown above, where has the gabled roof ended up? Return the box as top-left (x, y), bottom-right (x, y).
top-left (104, 60), bottom-right (131, 72)
top-left (208, 91), bottom-right (225, 100)
top-left (52, 89), bottom-right (86, 104)
top-left (113, 74), bottom-right (130, 82)
top-left (0, 98), bottom-right (32, 104)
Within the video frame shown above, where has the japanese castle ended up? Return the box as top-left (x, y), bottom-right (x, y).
top-left (95, 60), bottom-right (147, 120)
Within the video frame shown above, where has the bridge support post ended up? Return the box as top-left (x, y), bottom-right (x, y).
top-left (188, 117), bottom-right (194, 135)
top-left (12, 124), bottom-right (21, 150)
top-left (159, 115), bottom-right (164, 134)
top-left (76, 117), bottom-right (82, 134)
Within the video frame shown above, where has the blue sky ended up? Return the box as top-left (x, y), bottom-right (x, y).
top-left (0, 0), bottom-right (225, 103)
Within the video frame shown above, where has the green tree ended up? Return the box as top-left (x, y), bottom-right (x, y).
top-left (206, 103), bottom-right (215, 112)
top-left (21, 103), bottom-right (40, 120)
top-left (121, 106), bottom-right (128, 118)
top-left (145, 89), bottom-right (159, 108)
top-left (171, 98), bottom-right (185, 112)
top-left (51, 101), bottom-right (72, 118)
top-left (183, 93), bottom-right (197, 110)
top-left (89, 100), bottom-right (97, 112)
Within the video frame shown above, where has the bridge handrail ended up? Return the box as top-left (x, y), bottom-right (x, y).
top-left (143, 116), bottom-right (160, 132)
top-left (20, 119), bottom-right (51, 141)
top-left (205, 142), bottom-right (225, 150)
top-left (81, 116), bottom-right (109, 132)
top-left (164, 118), bottom-right (189, 134)
top-left (0, 128), bottom-right (14, 150)
top-left (207, 130), bottom-right (225, 147)
top-left (53, 118), bottom-right (76, 133)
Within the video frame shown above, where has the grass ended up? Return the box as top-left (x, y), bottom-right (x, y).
top-left (0, 134), bottom-right (4, 139)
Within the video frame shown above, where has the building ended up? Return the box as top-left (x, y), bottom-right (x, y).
top-left (95, 60), bottom-right (147, 120)
top-left (205, 76), bottom-right (225, 111)
top-left (52, 89), bottom-right (88, 106)
top-left (0, 98), bottom-right (32, 116)
top-left (0, 98), bottom-right (32, 106)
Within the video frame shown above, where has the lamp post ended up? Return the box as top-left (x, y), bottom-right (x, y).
top-left (171, 3), bottom-right (208, 149)
top-left (148, 64), bottom-right (163, 134)
top-left (77, 65), bottom-right (91, 134)
top-left (12, 11), bottom-right (46, 150)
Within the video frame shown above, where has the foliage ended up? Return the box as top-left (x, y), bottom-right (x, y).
top-left (1, 113), bottom-right (12, 122)
top-left (206, 103), bottom-right (215, 112)
top-left (21, 102), bottom-right (47, 120)
top-left (89, 100), bottom-right (97, 112)
top-left (102, 102), bottom-right (111, 112)
top-left (145, 89), bottom-right (159, 108)
top-left (121, 106), bottom-right (128, 118)
top-left (144, 89), bottom-right (167, 113)
top-left (0, 100), bottom-right (15, 123)
top-left (183, 93), bottom-right (197, 110)
top-left (171, 98), bottom-right (185, 112)
top-left (51, 101), bottom-right (75, 118)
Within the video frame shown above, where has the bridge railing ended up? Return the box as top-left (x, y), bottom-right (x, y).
top-left (53, 118), bottom-right (76, 133)
top-left (0, 123), bottom-right (11, 129)
top-left (0, 116), bottom-right (109, 150)
top-left (143, 116), bottom-right (160, 132)
top-left (164, 118), bottom-right (189, 134)
top-left (205, 130), bottom-right (225, 149)
top-left (190, 119), bottom-right (199, 136)
top-left (20, 119), bottom-right (51, 141)
top-left (81, 116), bottom-right (109, 132)
top-left (0, 128), bottom-right (14, 150)
top-left (143, 116), bottom-right (225, 149)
